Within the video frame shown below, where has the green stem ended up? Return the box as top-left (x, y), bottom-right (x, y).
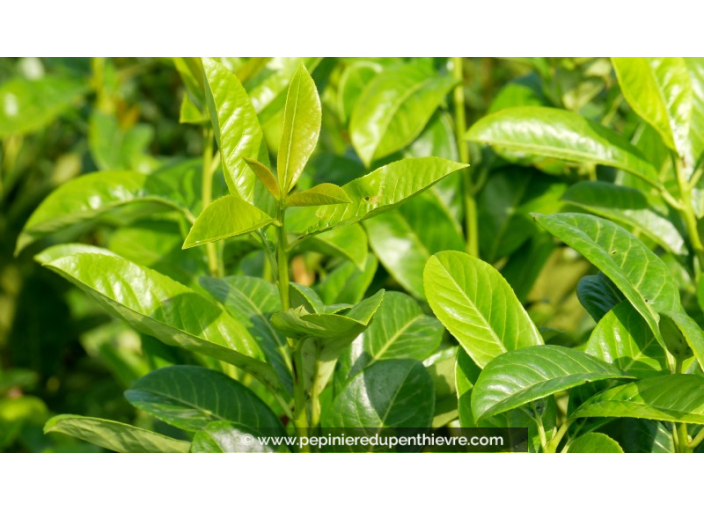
top-left (452, 56), bottom-right (478, 257)
top-left (546, 419), bottom-right (573, 453)
top-left (688, 427), bottom-right (704, 450)
top-left (201, 128), bottom-right (221, 277)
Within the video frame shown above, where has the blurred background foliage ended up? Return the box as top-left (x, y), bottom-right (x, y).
top-left (0, 57), bottom-right (641, 451)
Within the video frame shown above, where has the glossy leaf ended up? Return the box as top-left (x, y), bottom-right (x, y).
top-left (297, 224), bottom-right (368, 271)
top-left (467, 106), bottom-right (659, 186)
top-left (562, 181), bottom-right (686, 255)
top-left (338, 61), bottom-right (381, 124)
top-left (277, 65), bottom-right (321, 193)
top-left (366, 190), bottom-right (464, 300)
top-left (586, 301), bottom-right (668, 378)
top-left (572, 375), bottom-right (704, 425)
top-left (350, 64), bottom-right (456, 166)
top-left (316, 255), bottom-right (377, 305)
top-left (125, 366), bottom-right (285, 434)
top-left (425, 251), bottom-right (543, 368)
top-left (287, 157), bottom-right (467, 237)
top-left (16, 170), bottom-right (185, 255)
top-left (472, 345), bottom-right (630, 421)
top-left (183, 195), bottom-right (275, 248)
top-left (567, 432), bottom-right (623, 453)
top-left (286, 183), bottom-right (351, 207)
top-left (44, 415), bottom-right (189, 453)
top-left (658, 311), bottom-right (704, 365)
top-left (533, 213), bottom-right (682, 350)
top-left (39, 251), bottom-right (279, 388)
top-left (243, 157), bottom-right (280, 199)
top-left (612, 57), bottom-right (692, 156)
top-left (577, 272), bottom-right (624, 322)
top-left (685, 58), bottom-right (704, 168)
top-left (191, 421), bottom-right (287, 453)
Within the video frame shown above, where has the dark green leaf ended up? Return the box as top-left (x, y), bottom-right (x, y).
top-left (577, 272), bottom-right (624, 322)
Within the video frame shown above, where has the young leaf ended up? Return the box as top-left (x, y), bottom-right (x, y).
top-left (366, 190), bottom-right (464, 300)
top-left (277, 65), bottom-right (321, 193)
top-left (200, 275), bottom-right (293, 394)
top-left (577, 272), bottom-right (624, 322)
top-left (44, 415), bottom-right (189, 453)
top-left (191, 421), bottom-right (288, 453)
top-left (38, 251), bottom-right (279, 389)
top-left (246, 57), bottom-right (322, 117)
top-left (201, 58), bottom-right (272, 209)
top-left (567, 432), bottom-right (624, 453)
top-left (183, 195), bottom-right (275, 248)
top-left (16, 170), bottom-right (186, 255)
top-left (533, 213), bottom-right (682, 352)
top-left (585, 301), bottom-right (668, 378)
top-left (612, 57), bottom-right (692, 157)
top-left (350, 63), bottom-right (457, 166)
top-left (466, 106), bottom-right (659, 186)
top-left (286, 183), bottom-right (351, 207)
top-left (562, 181), bottom-right (686, 255)
top-left (424, 251), bottom-right (543, 368)
top-left (243, 157), bottom-right (280, 200)
top-left (572, 375), bottom-right (704, 425)
top-left (125, 366), bottom-right (285, 434)
top-left (287, 157), bottom-right (467, 237)
top-left (472, 345), bottom-right (631, 421)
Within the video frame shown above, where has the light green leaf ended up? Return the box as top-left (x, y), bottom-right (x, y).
top-left (297, 224), bottom-right (368, 271)
top-left (577, 272), bottom-right (624, 322)
top-left (316, 255), bottom-right (377, 305)
top-left (44, 415), bottom-right (189, 453)
top-left (338, 61), bottom-right (381, 124)
top-left (243, 157), bottom-right (280, 199)
top-left (472, 345), bottom-right (630, 421)
top-left (366, 190), bottom-right (464, 300)
top-left (199, 275), bottom-right (293, 394)
top-left (277, 65), bottom-right (321, 193)
top-left (586, 301), bottom-right (668, 378)
top-left (0, 76), bottom-right (85, 136)
top-left (562, 181), bottom-right (686, 255)
top-left (286, 183), bottom-right (351, 207)
top-left (350, 64), bottom-right (456, 166)
top-left (467, 106), bottom-right (659, 187)
top-left (567, 432), bottom-right (623, 453)
top-left (125, 366), bottom-right (285, 434)
top-left (201, 58), bottom-right (272, 208)
top-left (39, 251), bottom-right (279, 388)
top-left (16, 170), bottom-right (186, 255)
top-left (572, 375), bottom-right (704, 425)
top-left (191, 421), bottom-right (288, 453)
top-left (89, 111), bottom-right (154, 172)
top-left (183, 195), bottom-right (275, 248)
top-left (424, 251), bottom-right (543, 368)
top-left (287, 157), bottom-right (467, 237)
top-left (533, 213), bottom-right (682, 353)
top-left (685, 58), bottom-right (704, 168)
top-left (612, 57), bottom-right (692, 157)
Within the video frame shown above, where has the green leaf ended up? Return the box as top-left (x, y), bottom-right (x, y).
top-left (277, 65), bottom-right (321, 193)
top-left (343, 292), bottom-right (444, 379)
top-left (350, 64), bottom-right (456, 166)
top-left (89, 111), bottom-right (154, 172)
top-left (466, 106), bottom-right (659, 186)
top-left (424, 251), bottom-right (543, 368)
top-left (297, 224), bottom-right (368, 271)
top-left (323, 359), bottom-right (435, 440)
top-left (39, 251), bottom-right (279, 389)
top-left (472, 345), bottom-right (631, 421)
top-left (658, 311), bottom-right (704, 365)
top-left (0, 76), bottom-right (85, 136)
top-left (577, 272), bottom-right (624, 322)
top-left (286, 183), bottom-right (351, 207)
top-left (572, 375), bottom-right (704, 425)
top-left (316, 255), bottom-right (377, 305)
top-left (201, 58), bottom-right (272, 208)
top-left (199, 276), bottom-right (293, 394)
top-left (585, 301), bottom-right (668, 378)
top-left (533, 213), bottom-right (682, 353)
top-left (183, 195), bottom-right (275, 248)
top-left (243, 157), bottom-right (280, 199)
top-left (567, 432), bottom-right (623, 453)
top-left (44, 415), bottom-right (189, 453)
top-left (16, 170), bottom-right (186, 255)
top-left (562, 181), bottom-right (686, 255)
top-left (271, 290), bottom-right (384, 340)
top-left (125, 366), bottom-right (285, 434)
top-left (338, 61), bottom-right (381, 124)
top-left (287, 157), bottom-right (467, 237)
top-left (685, 58), bottom-right (704, 168)
top-left (612, 57), bottom-right (692, 157)
top-left (191, 421), bottom-right (288, 453)
top-left (366, 190), bottom-right (464, 300)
